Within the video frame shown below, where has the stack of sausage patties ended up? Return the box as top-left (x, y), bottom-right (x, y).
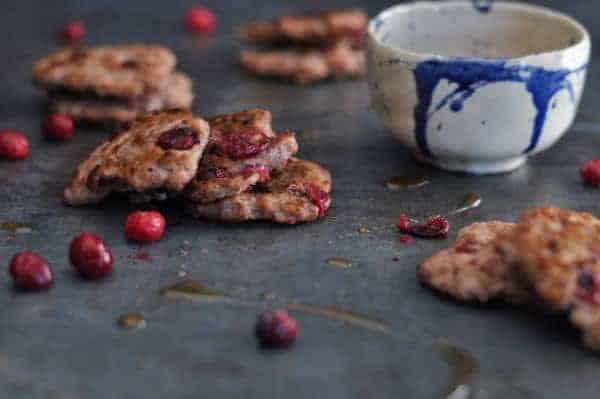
top-left (418, 207), bottom-right (600, 352)
top-left (64, 108), bottom-right (332, 224)
top-left (238, 9), bottom-right (368, 85)
top-left (32, 45), bottom-right (193, 124)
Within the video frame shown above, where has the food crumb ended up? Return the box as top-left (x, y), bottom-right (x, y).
top-left (358, 226), bottom-right (371, 234)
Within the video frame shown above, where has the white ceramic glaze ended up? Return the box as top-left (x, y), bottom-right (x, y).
top-left (367, 1), bottom-right (591, 174)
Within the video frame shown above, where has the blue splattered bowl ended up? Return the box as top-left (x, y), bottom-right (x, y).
top-left (366, 1), bottom-right (590, 174)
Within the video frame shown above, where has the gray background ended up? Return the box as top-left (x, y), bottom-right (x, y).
top-left (1, 0), bottom-right (599, 398)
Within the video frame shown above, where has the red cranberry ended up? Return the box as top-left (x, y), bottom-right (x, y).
top-left (581, 159), bottom-right (600, 186)
top-left (185, 7), bottom-right (216, 35)
top-left (60, 20), bottom-right (85, 44)
top-left (306, 184), bottom-right (330, 218)
top-left (8, 252), bottom-right (53, 290)
top-left (156, 127), bottom-right (199, 150)
top-left (69, 232), bottom-right (113, 280)
top-left (397, 214), bottom-right (449, 238)
top-left (410, 216), bottom-right (449, 238)
top-left (255, 309), bottom-right (298, 348)
top-left (216, 130), bottom-right (269, 160)
top-left (242, 165), bottom-right (270, 183)
top-left (576, 271), bottom-right (600, 304)
top-left (396, 214), bottom-right (409, 232)
top-left (42, 113), bottom-right (74, 141)
top-left (0, 130), bottom-right (29, 160)
top-left (124, 211), bottom-right (166, 243)
top-left (399, 235), bottom-right (412, 244)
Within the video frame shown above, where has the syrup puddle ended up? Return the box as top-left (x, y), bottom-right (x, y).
top-left (160, 280), bottom-right (233, 304)
top-left (117, 313), bottom-right (147, 330)
top-left (437, 341), bottom-right (478, 399)
top-left (326, 257), bottom-right (353, 269)
top-left (0, 221), bottom-right (33, 235)
top-left (287, 302), bottom-right (392, 335)
top-left (451, 192), bottom-right (482, 215)
top-left (385, 174), bottom-right (429, 190)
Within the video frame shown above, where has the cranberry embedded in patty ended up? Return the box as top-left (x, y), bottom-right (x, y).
top-left (156, 127), bottom-right (199, 150)
top-left (215, 129), bottom-right (270, 160)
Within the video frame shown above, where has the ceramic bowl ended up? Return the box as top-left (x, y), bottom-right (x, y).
top-left (366, 1), bottom-right (591, 174)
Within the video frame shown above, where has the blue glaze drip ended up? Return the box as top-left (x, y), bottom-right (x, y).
top-left (412, 59), bottom-right (586, 156)
top-left (472, 0), bottom-right (493, 13)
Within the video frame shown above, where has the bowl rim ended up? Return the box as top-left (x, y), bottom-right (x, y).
top-left (367, 1), bottom-right (591, 63)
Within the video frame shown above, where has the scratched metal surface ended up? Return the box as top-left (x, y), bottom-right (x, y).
top-left (1, 0), bottom-right (599, 398)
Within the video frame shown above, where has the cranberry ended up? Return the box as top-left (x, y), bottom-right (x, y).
top-left (399, 235), bottom-right (412, 244)
top-left (581, 159), bottom-right (600, 186)
top-left (0, 130), bottom-right (29, 160)
top-left (124, 211), bottom-right (166, 243)
top-left (397, 214), bottom-right (449, 238)
top-left (8, 252), bottom-right (53, 290)
top-left (69, 232), bottom-right (113, 280)
top-left (216, 129), bottom-right (269, 160)
top-left (255, 309), bottom-right (298, 348)
top-left (410, 216), bottom-right (449, 238)
top-left (242, 165), bottom-right (270, 183)
top-left (185, 7), bottom-right (216, 35)
top-left (396, 214), bottom-right (409, 232)
top-left (60, 20), bottom-right (85, 44)
top-left (306, 184), bottom-right (330, 218)
top-left (156, 127), bottom-right (199, 150)
top-left (42, 113), bottom-right (74, 141)
top-left (576, 271), bottom-right (600, 305)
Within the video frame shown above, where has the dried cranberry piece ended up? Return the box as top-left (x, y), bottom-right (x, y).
top-left (255, 309), bottom-right (298, 348)
top-left (156, 127), bottom-right (199, 150)
top-left (9, 252), bottom-right (53, 290)
top-left (306, 184), bottom-right (330, 218)
top-left (399, 235), bottom-right (412, 244)
top-left (576, 271), bottom-right (600, 305)
top-left (396, 214), bottom-right (409, 232)
top-left (216, 129), bottom-right (269, 160)
top-left (408, 216), bottom-right (449, 238)
top-left (397, 214), bottom-right (449, 238)
top-left (581, 159), bottom-right (600, 186)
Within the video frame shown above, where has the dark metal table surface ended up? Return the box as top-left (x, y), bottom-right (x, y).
top-left (1, 0), bottom-right (600, 398)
